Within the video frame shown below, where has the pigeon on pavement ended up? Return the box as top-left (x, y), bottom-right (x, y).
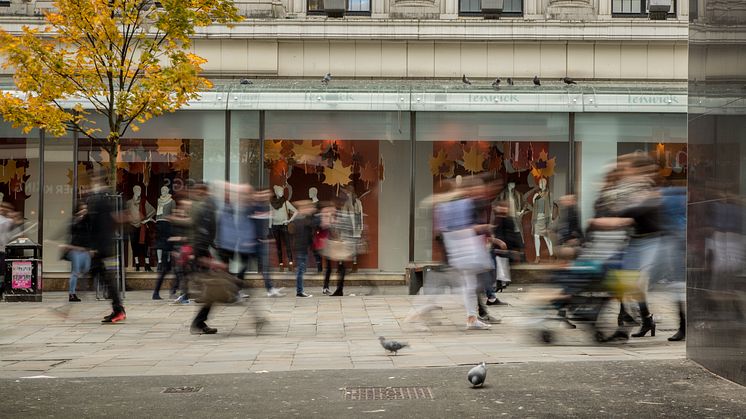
top-left (322, 73), bottom-right (332, 85)
top-left (468, 362), bottom-right (487, 387)
top-left (462, 74), bottom-right (472, 85)
top-left (379, 336), bottom-right (409, 355)
top-left (563, 77), bottom-right (577, 85)
top-left (533, 75), bottom-right (541, 86)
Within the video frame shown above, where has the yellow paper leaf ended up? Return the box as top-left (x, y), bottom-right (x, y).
top-left (429, 149), bottom-right (447, 176)
top-left (322, 161), bottom-right (352, 189)
top-left (293, 140), bottom-right (322, 166)
top-left (264, 141), bottom-right (283, 161)
top-left (462, 145), bottom-right (485, 174)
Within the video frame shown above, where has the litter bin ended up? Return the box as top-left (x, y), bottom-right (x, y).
top-left (3, 238), bottom-right (43, 302)
top-left (406, 262), bottom-right (444, 295)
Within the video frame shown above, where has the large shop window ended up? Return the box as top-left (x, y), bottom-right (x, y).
top-left (575, 113), bottom-right (688, 229)
top-left (76, 111), bottom-right (226, 272)
top-left (307, 0), bottom-right (371, 14)
top-left (612, 0), bottom-right (677, 16)
top-left (0, 122), bottom-right (40, 255)
top-left (414, 112), bottom-right (570, 264)
top-left (264, 111), bottom-right (410, 272)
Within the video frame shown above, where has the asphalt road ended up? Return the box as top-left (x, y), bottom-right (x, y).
top-left (4, 359), bottom-right (744, 418)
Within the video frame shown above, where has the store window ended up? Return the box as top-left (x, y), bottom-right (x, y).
top-left (575, 113), bottom-right (688, 228)
top-left (264, 111), bottom-right (410, 272)
top-left (229, 111), bottom-right (261, 187)
top-left (459, 0), bottom-right (524, 16)
top-left (76, 111), bottom-right (226, 272)
top-left (414, 112), bottom-right (570, 263)
top-left (0, 121), bottom-right (40, 250)
top-left (42, 137), bottom-right (74, 272)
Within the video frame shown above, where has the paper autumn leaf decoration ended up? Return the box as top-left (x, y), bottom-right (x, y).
top-left (172, 153), bottom-right (191, 172)
top-left (271, 159), bottom-right (289, 177)
top-left (429, 149), bottom-right (455, 179)
top-left (0, 160), bottom-right (26, 184)
top-left (67, 163), bottom-right (91, 188)
top-left (156, 139), bottom-right (181, 162)
top-left (360, 162), bottom-right (378, 187)
top-left (378, 155), bottom-right (385, 182)
top-left (264, 141), bottom-right (284, 162)
top-left (293, 140), bottom-right (322, 169)
top-left (322, 161), bottom-right (352, 193)
top-left (462, 145), bottom-right (486, 174)
top-left (9, 174), bottom-right (23, 194)
top-left (530, 150), bottom-right (556, 179)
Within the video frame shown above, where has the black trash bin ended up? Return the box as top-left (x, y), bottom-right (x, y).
top-left (3, 238), bottom-right (43, 302)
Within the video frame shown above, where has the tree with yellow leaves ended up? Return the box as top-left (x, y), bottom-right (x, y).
top-left (0, 0), bottom-right (241, 184)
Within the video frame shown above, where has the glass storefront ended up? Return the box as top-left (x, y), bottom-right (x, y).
top-left (1, 109), bottom-right (687, 275)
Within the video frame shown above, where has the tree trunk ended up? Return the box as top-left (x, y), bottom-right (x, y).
top-left (107, 136), bottom-right (119, 190)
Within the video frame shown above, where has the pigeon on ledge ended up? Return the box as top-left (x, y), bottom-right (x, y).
top-left (563, 77), bottom-right (577, 85)
top-left (379, 336), bottom-right (409, 355)
top-left (533, 75), bottom-right (541, 86)
top-left (462, 74), bottom-right (472, 85)
top-left (491, 78), bottom-right (501, 88)
top-left (322, 73), bottom-right (332, 85)
top-left (467, 362), bottom-right (487, 387)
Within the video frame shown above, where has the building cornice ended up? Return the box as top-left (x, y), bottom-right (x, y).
top-left (0, 17), bottom-right (689, 41)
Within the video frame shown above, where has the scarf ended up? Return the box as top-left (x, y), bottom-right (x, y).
top-left (270, 195), bottom-right (287, 210)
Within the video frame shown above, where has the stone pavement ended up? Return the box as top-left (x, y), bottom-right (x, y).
top-left (0, 287), bottom-right (685, 379)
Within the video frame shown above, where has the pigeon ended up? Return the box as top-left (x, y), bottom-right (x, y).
top-left (533, 75), bottom-right (541, 86)
top-left (562, 77), bottom-right (577, 85)
top-left (491, 78), bottom-right (501, 88)
top-left (379, 336), bottom-right (409, 355)
top-left (467, 362), bottom-right (487, 387)
top-left (321, 73), bottom-right (332, 85)
top-left (239, 79), bottom-right (253, 85)
top-left (462, 74), bottom-right (472, 85)
top-left (507, 78), bottom-right (514, 86)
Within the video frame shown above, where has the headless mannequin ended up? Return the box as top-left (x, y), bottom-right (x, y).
top-left (128, 185), bottom-right (156, 271)
top-left (342, 186), bottom-right (365, 272)
top-left (492, 182), bottom-right (525, 241)
top-left (270, 185), bottom-right (297, 271)
top-left (530, 178), bottom-right (554, 263)
top-left (155, 186), bottom-right (175, 271)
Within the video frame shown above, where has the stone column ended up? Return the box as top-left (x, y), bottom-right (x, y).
top-left (441, 0), bottom-right (458, 19)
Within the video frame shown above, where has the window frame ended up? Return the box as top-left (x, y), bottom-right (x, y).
top-left (611, 0), bottom-right (677, 18)
top-left (457, 0), bottom-right (525, 17)
top-left (306, 0), bottom-right (372, 16)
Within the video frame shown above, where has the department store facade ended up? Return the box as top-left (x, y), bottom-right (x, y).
top-left (0, 0), bottom-right (690, 274)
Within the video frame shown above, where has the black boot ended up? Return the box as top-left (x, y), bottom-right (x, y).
top-left (631, 315), bottom-right (656, 337)
top-left (669, 303), bottom-right (685, 341)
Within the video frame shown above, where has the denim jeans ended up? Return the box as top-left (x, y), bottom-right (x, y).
top-left (69, 250), bottom-right (91, 294)
top-left (295, 253), bottom-right (308, 294)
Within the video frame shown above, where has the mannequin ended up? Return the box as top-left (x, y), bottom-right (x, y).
top-left (127, 185), bottom-right (156, 271)
top-left (308, 187), bottom-right (319, 204)
top-left (492, 181), bottom-right (525, 243)
top-left (342, 185), bottom-right (366, 272)
top-left (270, 184), bottom-right (297, 271)
top-left (155, 186), bottom-right (175, 272)
top-left (529, 178), bottom-right (554, 263)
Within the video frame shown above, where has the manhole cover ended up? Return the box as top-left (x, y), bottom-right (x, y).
top-left (343, 387), bottom-right (433, 400)
top-left (162, 386), bottom-right (203, 394)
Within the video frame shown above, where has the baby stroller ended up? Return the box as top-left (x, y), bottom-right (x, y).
top-left (536, 230), bottom-right (635, 344)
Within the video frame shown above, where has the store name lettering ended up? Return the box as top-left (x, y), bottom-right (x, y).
top-left (628, 96), bottom-right (679, 104)
top-left (470, 95), bottom-right (520, 103)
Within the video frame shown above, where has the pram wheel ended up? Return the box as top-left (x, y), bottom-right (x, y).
top-left (540, 330), bottom-right (554, 344)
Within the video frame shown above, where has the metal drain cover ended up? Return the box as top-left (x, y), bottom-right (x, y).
top-left (162, 386), bottom-right (203, 394)
top-left (343, 387), bottom-right (433, 400)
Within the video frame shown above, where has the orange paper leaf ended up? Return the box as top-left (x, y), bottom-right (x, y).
top-left (462, 145), bottom-right (485, 174)
top-left (322, 161), bottom-right (352, 190)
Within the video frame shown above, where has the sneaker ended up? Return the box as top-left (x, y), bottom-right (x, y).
top-left (466, 320), bottom-right (491, 330)
top-left (478, 314), bottom-right (502, 324)
top-left (102, 311), bottom-right (126, 323)
top-left (322, 288), bottom-right (331, 295)
top-left (152, 294), bottom-right (163, 300)
top-left (172, 295), bottom-right (190, 305)
top-left (190, 325), bottom-right (217, 335)
top-left (239, 291), bottom-right (250, 299)
top-left (69, 294), bottom-right (81, 302)
top-left (267, 288), bottom-right (286, 297)
top-left (486, 298), bottom-right (509, 306)
top-left (296, 292), bottom-right (313, 298)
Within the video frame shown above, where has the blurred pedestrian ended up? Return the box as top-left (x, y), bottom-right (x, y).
top-left (435, 177), bottom-right (493, 330)
top-left (658, 185), bottom-right (686, 341)
top-left (555, 194), bottom-right (584, 260)
top-left (292, 199), bottom-right (317, 298)
top-left (62, 201), bottom-right (91, 302)
top-left (322, 196), bottom-right (355, 297)
top-left (87, 172), bottom-right (126, 323)
top-left (250, 188), bottom-right (284, 297)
